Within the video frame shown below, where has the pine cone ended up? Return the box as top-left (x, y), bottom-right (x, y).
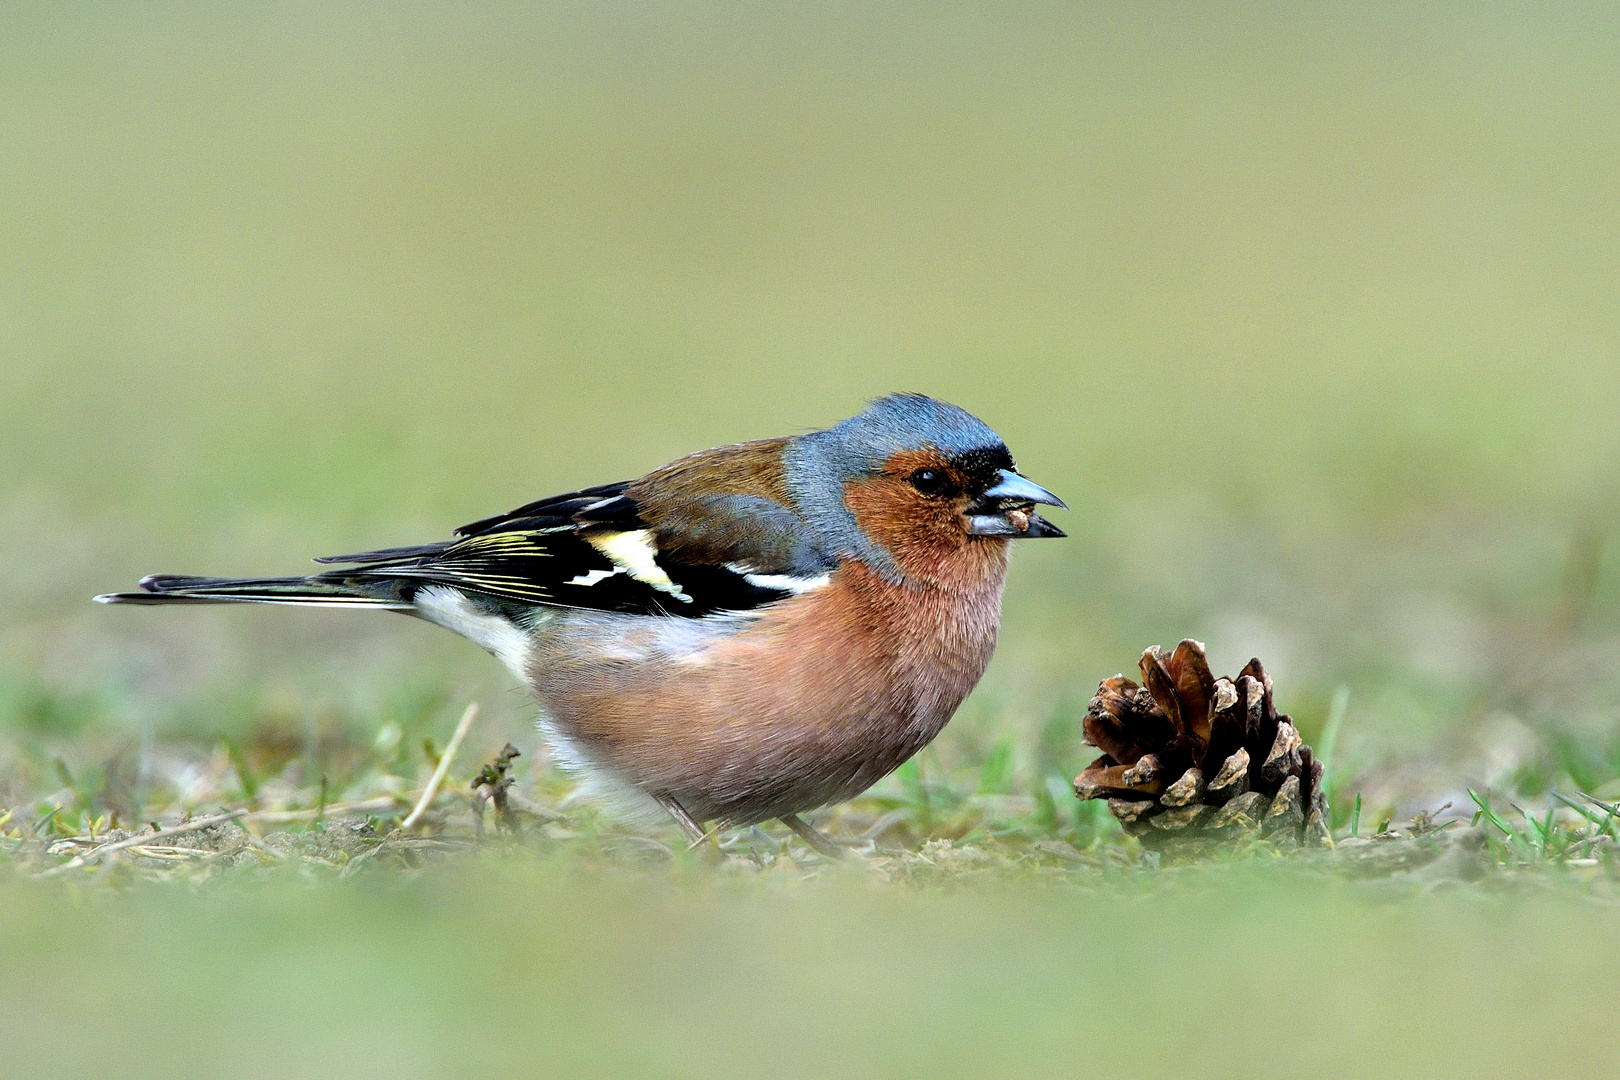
top-left (1074, 640), bottom-right (1330, 849)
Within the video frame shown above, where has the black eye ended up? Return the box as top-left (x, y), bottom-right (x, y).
top-left (908, 469), bottom-right (951, 496)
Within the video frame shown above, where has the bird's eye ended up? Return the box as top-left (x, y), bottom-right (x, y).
top-left (907, 469), bottom-right (951, 496)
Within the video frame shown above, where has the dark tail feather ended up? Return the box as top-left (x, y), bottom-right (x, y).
top-left (95, 573), bottom-right (414, 609)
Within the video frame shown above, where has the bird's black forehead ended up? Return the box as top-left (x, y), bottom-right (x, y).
top-left (947, 444), bottom-right (1014, 482)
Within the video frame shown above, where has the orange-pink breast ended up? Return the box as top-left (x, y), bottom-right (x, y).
top-left (528, 547), bottom-right (1010, 825)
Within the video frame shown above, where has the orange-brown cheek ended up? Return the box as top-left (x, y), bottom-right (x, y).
top-left (843, 477), bottom-right (975, 583)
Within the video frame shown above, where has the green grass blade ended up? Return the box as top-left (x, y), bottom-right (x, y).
top-left (975, 736), bottom-right (1016, 795)
top-left (1317, 685), bottom-right (1350, 788)
top-left (1468, 789), bottom-right (1514, 838)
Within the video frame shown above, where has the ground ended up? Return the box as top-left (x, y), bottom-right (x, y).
top-left (4, 717), bottom-right (1619, 1079)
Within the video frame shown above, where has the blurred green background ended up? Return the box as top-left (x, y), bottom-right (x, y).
top-left (4, 4), bottom-right (1620, 1076)
top-left (7, 1), bottom-right (1620, 799)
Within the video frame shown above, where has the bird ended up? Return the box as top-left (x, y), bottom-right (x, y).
top-left (96, 393), bottom-right (1066, 854)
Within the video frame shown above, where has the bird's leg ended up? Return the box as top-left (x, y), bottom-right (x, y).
top-left (781, 813), bottom-right (845, 860)
top-left (655, 794), bottom-right (717, 854)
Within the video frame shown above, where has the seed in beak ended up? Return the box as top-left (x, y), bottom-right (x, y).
top-left (1006, 508), bottom-right (1031, 533)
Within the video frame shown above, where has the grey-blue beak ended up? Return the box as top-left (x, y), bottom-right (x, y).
top-left (967, 469), bottom-right (1067, 537)
top-left (981, 470), bottom-right (1067, 510)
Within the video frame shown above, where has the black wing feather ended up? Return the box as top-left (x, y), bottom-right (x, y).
top-left (312, 482), bottom-right (803, 618)
top-left (312, 542), bottom-right (454, 566)
top-left (455, 482), bottom-right (633, 537)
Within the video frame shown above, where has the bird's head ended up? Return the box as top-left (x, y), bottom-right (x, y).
top-left (784, 393), bottom-right (1066, 587)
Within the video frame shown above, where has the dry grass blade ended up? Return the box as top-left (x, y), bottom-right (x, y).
top-left (402, 702), bottom-right (479, 831)
top-left (123, 845), bottom-right (223, 860)
top-left (35, 808), bottom-right (249, 878)
top-left (247, 797), bottom-right (402, 825)
top-left (505, 791), bottom-right (565, 823)
top-left (685, 824), bottom-right (722, 852)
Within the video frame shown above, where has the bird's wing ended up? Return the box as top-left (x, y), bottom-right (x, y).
top-left (313, 442), bottom-right (833, 618)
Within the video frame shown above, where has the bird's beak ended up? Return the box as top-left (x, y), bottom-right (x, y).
top-left (966, 469), bottom-right (1068, 538)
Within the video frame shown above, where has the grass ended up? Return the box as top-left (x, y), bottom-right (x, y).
top-left (4, 718), bottom-right (1620, 1080)
top-left (3, 798), bottom-right (1620, 1079)
top-left (4, 684), bottom-right (1616, 884)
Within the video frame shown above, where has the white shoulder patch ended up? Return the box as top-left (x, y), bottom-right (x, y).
top-left (725, 564), bottom-right (833, 595)
top-left (586, 529), bottom-right (692, 603)
top-left (565, 567), bottom-right (624, 588)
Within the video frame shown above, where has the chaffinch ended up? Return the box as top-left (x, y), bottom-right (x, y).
top-left (97, 393), bottom-right (1066, 853)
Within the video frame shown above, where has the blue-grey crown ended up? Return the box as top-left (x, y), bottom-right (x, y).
top-left (781, 393), bottom-right (1009, 581)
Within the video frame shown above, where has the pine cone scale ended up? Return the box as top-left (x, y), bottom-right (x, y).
top-left (1260, 721), bottom-right (1303, 786)
top-left (1076, 759), bottom-right (1162, 800)
top-left (1167, 639), bottom-right (1217, 747)
top-left (1082, 709), bottom-right (1142, 765)
top-left (1139, 648), bottom-right (1189, 742)
top-left (1209, 790), bottom-right (1268, 831)
top-left (1206, 748), bottom-right (1249, 798)
top-left (1160, 767), bottom-right (1205, 807)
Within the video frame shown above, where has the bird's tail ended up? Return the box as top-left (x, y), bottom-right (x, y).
top-left (94, 574), bottom-right (415, 609)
